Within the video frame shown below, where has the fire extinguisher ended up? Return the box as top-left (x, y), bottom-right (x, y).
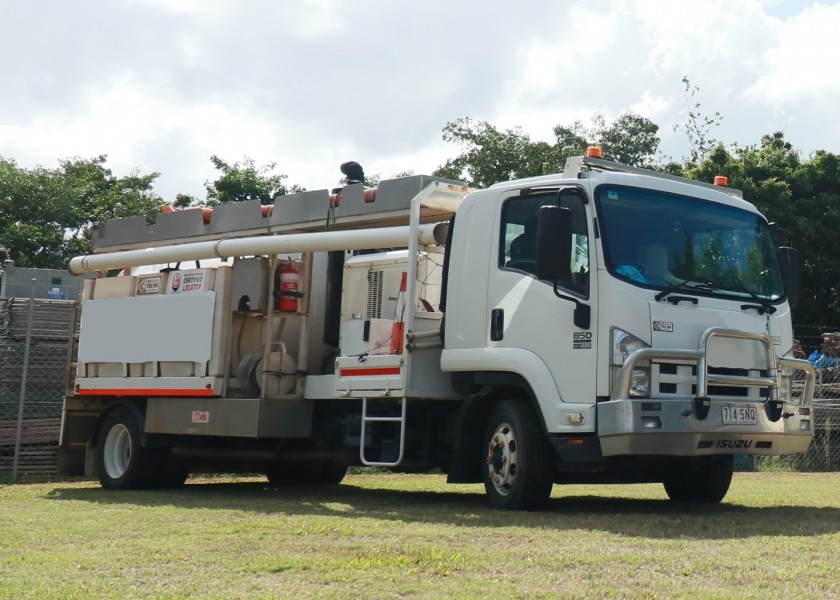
top-left (274, 262), bottom-right (299, 312)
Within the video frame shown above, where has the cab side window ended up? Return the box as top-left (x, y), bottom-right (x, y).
top-left (500, 191), bottom-right (590, 297)
top-left (563, 192), bottom-right (590, 297)
top-left (501, 202), bottom-right (535, 275)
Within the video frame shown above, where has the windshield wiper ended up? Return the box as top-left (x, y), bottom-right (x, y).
top-left (714, 264), bottom-right (779, 315)
top-left (736, 287), bottom-right (777, 315)
top-left (654, 279), bottom-right (712, 304)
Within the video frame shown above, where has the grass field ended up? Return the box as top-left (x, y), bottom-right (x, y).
top-left (1, 472), bottom-right (839, 599)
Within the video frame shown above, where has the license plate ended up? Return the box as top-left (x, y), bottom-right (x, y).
top-left (722, 405), bottom-right (757, 426)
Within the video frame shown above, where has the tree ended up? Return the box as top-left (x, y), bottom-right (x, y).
top-left (433, 118), bottom-right (565, 188)
top-left (674, 76), bottom-right (724, 165)
top-left (597, 113), bottom-right (660, 167)
top-left (205, 155), bottom-right (302, 205)
top-left (689, 133), bottom-right (840, 326)
top-left (173, 193), bottom-right (201, 208)
top-left (434, 114), bottom-right (660, 187)
top-left (0, 155), bottom-right (163, 269)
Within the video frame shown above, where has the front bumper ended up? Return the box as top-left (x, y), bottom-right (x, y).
top-left (599, 327), bottom-right (816, 458)
top-left (598, 398), bottom-right (814, 456)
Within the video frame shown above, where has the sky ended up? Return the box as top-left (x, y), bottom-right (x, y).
top-left (2, 0), bottom-right (839, 201)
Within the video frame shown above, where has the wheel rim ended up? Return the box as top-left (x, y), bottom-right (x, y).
top-left (486, 421), bottom-right (518, 496)
top-left (103, 423), bottom-right (132, 480)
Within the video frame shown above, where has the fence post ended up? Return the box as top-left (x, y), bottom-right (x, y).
top-left (817, 366), bottom-right (823, 398)
top-left (11, 279), bottom-right (36, 482)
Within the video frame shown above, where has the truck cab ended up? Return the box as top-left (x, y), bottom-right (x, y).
top-left (442, 153), bottom-right (814, 508)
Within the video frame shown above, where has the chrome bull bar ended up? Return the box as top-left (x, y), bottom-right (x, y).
top-left (611, 327), bottom-right (816, 410)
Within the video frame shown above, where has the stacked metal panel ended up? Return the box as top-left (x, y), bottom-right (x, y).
top-left (0, 298), bottom-right (77, 478)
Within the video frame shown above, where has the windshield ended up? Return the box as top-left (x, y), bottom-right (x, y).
top-left (596, 185), bottom-right (785, 302)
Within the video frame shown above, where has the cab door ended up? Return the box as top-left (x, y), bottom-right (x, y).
top-left (485, 188), bottom-right (598, 433)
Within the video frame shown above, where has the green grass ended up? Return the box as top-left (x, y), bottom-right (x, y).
top-left (1, 472), bottom-right (839, 599)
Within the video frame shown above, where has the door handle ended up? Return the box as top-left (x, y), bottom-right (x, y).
top-left (490, 308), bottom-right (504, 341)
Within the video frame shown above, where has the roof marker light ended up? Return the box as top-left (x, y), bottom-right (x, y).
top-left (714, 175), bottom-right (729, 187)
top-left (586, 146), bottom-right (603, 158)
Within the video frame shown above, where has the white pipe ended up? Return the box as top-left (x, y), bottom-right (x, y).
top-left (407, 329), bottom-right (441, 341)
top-left (69, 223), bottom-right (446, 275)
top-left (406, 340), bottom-right (443, 351)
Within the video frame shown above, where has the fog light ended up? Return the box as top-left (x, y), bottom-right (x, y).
top-left (641, 416), bottom-right (662, 430)
top-left (564, 412), bottom-right (585, 425)
top-left (800, 420), bottom-right (811, 432)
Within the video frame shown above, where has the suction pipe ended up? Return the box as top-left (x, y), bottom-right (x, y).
top-left (69, 223), bottom-right (448, 275)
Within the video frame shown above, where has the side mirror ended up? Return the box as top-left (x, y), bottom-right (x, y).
top-left (778, 247), bottom-right (801, 309)
top-left (536, 206), bottom-right (572, 281)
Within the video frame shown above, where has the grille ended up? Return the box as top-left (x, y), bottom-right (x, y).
top-left (366, 271), bottom-right (383, 318)
top-left (652, 362), bottom-right (769, 399)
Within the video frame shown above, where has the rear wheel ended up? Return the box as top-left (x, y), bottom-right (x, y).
top-left (483, 399), bottom-right (554, 511)
top-left (663, 455), bottom-right (734, 503)
top-left (95, 407), bottom-right (150, 490)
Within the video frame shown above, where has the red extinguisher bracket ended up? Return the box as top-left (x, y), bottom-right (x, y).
top-left (274, 261), bottom-right (301, 312)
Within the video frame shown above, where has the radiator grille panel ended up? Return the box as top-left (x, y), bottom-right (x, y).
top-left (652, 363), bottom-right (769, 399)
top-left (367, 271), bottom-right (383, 319)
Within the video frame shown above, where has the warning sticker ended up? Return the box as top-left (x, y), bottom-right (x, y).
top-left (136, 275), bottom-right (162, 295)
top-left (192, 411), bottom-right (210, 424)
top-left (653, 321), bottom-right (673, 333)
top-left (167, 269), bottom-right (210, 294)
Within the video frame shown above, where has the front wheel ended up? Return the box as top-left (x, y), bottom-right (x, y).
top-left (94, 406), bottom-right (151, 490)
top-left (663, 455), bottom-right (734, 503)
top-left (483, 399), bottom-right (554, 511)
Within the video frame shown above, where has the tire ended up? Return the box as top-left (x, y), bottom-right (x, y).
top-left (663, 455), bottom-right (734, 503)
top-left (265, 460), bottom-right (348, 486)
top-left (483, 399), bottom-right (554, 510)
top-left (146, 450), bottom-right (191, 489)
top-left (94, 406), bottom-right (152, 490)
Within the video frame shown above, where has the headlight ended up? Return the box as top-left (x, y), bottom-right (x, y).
top-left (611, 328), bottom-right (649, 366)
top-left (630, 367), bottom-right (650, 397)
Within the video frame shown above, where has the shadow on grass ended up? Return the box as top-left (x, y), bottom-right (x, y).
top-left (45, 479), bottom-right (840, 540)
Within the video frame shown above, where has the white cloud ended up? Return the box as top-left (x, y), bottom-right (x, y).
top-left (747, 3), bottom-right (840, 101)
top-left (1, 0), bottom-right (839, 202)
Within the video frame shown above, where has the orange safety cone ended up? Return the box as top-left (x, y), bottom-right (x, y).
top-left (390, 272), bottom-right (407, 355)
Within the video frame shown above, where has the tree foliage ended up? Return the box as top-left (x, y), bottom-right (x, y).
top-left (689, 133), bottom-right (840, 325)
top-left (0, 154), bottom-right (307, 269)
top-left (0, 155), bottom-right (163, 268)
top-left (674, 76), bottom-right (724, 165)
top-left (433, 118), bottom-right (563, 188)
top-left (434, 113), bottom-right (660, 187)
top-left (205, 155), bottom-right (302, 205)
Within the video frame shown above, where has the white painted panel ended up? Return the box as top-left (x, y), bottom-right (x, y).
top-left (78, 293), bottom-right (215, 364)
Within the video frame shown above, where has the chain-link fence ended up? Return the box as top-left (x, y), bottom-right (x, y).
top-left (0, 296), bottom-right (77, 480)
top-left (753, 325), bottom-right (840, 471)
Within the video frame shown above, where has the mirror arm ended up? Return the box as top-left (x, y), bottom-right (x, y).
top-left (552, 282), bottom-right (591, 329)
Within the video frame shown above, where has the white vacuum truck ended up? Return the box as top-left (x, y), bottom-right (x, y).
top-left (59, 152), bottom-right (815, 510)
